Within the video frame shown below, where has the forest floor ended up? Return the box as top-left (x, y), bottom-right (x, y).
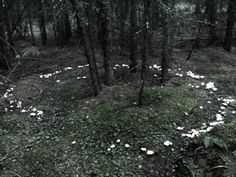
top-left (0, 44), bottom-right (236, 177)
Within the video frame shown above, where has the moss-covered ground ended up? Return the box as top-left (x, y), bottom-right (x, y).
top-left (0, 47), bottom-right (236, 177)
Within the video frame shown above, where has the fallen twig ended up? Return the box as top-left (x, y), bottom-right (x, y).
top-left (210, 165), bottom-right (228, 170)
top-left (5, 171), bottom-right (22, 177)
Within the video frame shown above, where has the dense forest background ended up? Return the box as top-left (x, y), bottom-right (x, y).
top-left (1, 0), bottom-right (235, 93)
top-left (0, 0), bottom-right (236, 177)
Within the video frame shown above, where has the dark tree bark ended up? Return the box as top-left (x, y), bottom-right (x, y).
top-left (186, 0), bottom-right (206, 61)
top-left (223, 0), bottom-right (236, 51)
top-left (129, 0), bottom-right (138, 73)
top-left (206, 0), bottom-right (217, 45)
top-left (151, 0), bottom-right (160, 31)
top-left (138, 0), bottom-right (151, 106)
top-left (168, 0), bottom-right (176, 59)
top-left (23, 19), bottom-right (28, 39)
top-left (1, 0), bottom-right (14, 47)
top-left (64, 13), bottom-right (72, 41)
top-left (55, 19), bottom-right (65, 48)
top-left (148, 1), bottom-right (160, 56)
top-left (55, 14), bottom-right (71, 48)
top-left (10, 7), bottom-right (25, 41)
top-left (194, 0), bottom-right (203, 49)
top-left (28, 10), bottom-right (35, 45)
top-left (97, 0), bottom-right (114, 86)
top-left (118, 0), bottom-right (128, 47)
top-left (0, 1), bottom-right (10, 70)
top-left (0, 35), bottom-right (9, 70)
top-left (5, 16), bottom-right (13, 46)
top-left (70, 0), bottom-right (101, 95)
top-left (38, 0), bottom-right (47, 45)
top-left (70, 0), bottom-right (83, 39)
top-left (161, 4), bottom-right (170, 83)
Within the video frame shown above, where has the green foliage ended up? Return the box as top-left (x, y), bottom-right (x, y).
top-left (203, 123), bottom-right (236, 151)
top-left (208, 124), bottom-right (236, 149)
top-left (203, 136), bottom-right (228, 150)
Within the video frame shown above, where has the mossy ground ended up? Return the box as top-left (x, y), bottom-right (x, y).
top-left (0, 47), bottom-right (236, 177)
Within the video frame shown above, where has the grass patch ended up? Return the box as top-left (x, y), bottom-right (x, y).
top-left (72, 86), bottom-right (202, 143)
top-left (55, 79), bottom-right (92, 108)
top-left (60, 86), bottom-right (204, 176)
top-left (0, 86), bottom-right (208, 177)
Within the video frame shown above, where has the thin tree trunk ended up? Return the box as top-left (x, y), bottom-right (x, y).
top-left (223, 0), bottom-right (236, 51)
top-left (194, 0), bottom-right (205, 49)
top-left (206, 0), bottom-right (217, 45)
top-left (23, 19), bottom-right (28, 39)
top-left (187, 1), bottom-right (206, 61)
top-left (129, 0), bottom-right (138, 73)
top-left (64, 13), bottom-right (72, 42)
top-left (38, 0), bottom-right (47, 45)
top-left (5, 16), bottom-right (13, 46)
top-left (70, 0), bottom-right (83, 39)
top-left (118, 0), bottom-right (125, 47)
top-left (152, 1), bottom-right (160, 31)
top-left (28, 9), bottom-right (35, 45)
top-left (138, 0), bottom-right (150, 106)
top-left (3, 0), bottom-right (14, 46)
top-left (56, 19), bottom-right (65, 48)
top-left (70, 0), bottom-right (101, 95)
top-left (0, 2), bottom-right (10, 70)
top-left (97, 0), bottom-right (114, 86)
top-left (161, 5), bottom-right (169, 83)
top-left (168, 0), bottom-right (176, 59)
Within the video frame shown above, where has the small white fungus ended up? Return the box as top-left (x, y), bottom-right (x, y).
top-left (125, 144), bottom-right (130, 148)
top-left (146, 150), bottom-right (154, 155)
top-left (110, 144), bottom-right (115, 149)
top-left (71, 141), bottom-right (76, 145)
top-left (141, 148), bottom-right (147, 152)
top-left (164, 141), bottom-right (173, 146)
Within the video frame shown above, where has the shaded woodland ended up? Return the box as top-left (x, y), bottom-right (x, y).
top-left (0, 0), bottom-right (236, 177)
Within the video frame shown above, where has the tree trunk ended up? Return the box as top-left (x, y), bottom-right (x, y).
top-left (38, 0), bottom-right (47, 45)
top-left (0, 2), bottom-right (10, 70)
top-left (70, 0), bottom-right (83, 39)
top-left (28, 9), bottom-right (35, 45)
top-left (85, 28), bottom-right (101, 95)
top-left (187, 0), bottom-right (205, 61)
top-left (168, 0), bottom-right (176, 59)
top-left (70, 0), bottom-right (101, 95)
top-left (55, 13), bottom-right (70, 48)
top-left (118, 0), bottom-right (126, 47)
top-left (161, 5), bottom-right (170, 83)
top-left (3, 0), bottom-right (14, 46)
top-left (138, 0), bottom-right (151, 106)
top-left (56, 19), bottom-right (65, 48)
top-left (206, 0), bottom-right (217, 45)
top-left (223, 0), bottom-right (236, 51)
top-left (152, 1), bottom-right (160, 31)
top-left (97, 0), bottom-right (114, 86)
top-left (129, 0), bottom-right (138, 73)
top-left (64, 13), bottom-right (72, 42)
top-left (192, 0), bottom-right (205, 49)
top-left (5, 15), bottom-right (13, 46)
